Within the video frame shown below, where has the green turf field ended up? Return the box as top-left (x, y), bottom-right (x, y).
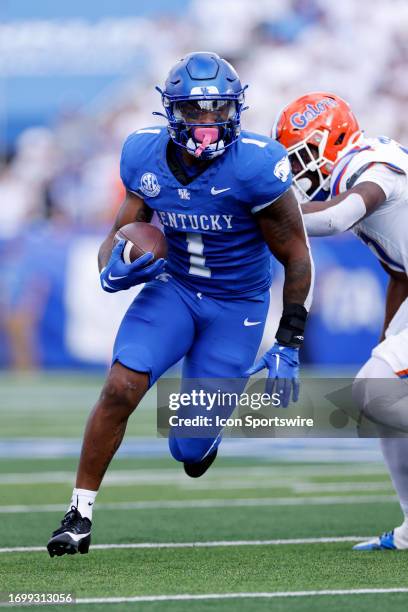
top-left (1, 374), bottom-right (408, 611)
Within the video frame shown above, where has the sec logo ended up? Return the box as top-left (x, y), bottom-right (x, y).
top-left (140, 172), bottom-right (161, 197)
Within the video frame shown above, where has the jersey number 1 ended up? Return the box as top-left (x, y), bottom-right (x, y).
top-left (186, 233), bottom-right (211, 278)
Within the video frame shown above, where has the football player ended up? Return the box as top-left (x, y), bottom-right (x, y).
top-left (274, 92), bottom-right (408, 550)
top-left (47, 52), bottom-right (313, 557)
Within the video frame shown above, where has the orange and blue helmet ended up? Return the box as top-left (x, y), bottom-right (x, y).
top-left (272, 92), bottom-right (362, 200)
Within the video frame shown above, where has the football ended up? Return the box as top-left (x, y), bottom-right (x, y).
top-left (114, 222), bottom-right (167, 264)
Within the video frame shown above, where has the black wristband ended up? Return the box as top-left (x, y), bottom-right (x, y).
top-left (275, 304), bottom-right (308, 348)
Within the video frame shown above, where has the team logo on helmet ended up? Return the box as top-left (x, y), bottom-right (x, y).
top-left (290, 98), bottom-right (338, 129)
top-left (140, 172), bottom-right (161, 197)
top-left (273, 155), bottom-right (291, 182)
top-left (190, 86), bottom-right (220, 95)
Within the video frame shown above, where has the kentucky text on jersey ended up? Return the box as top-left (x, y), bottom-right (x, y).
top-left (120, 127), bottom-right (292, 298)
top-left (157, 211), bottom-right (233, 231)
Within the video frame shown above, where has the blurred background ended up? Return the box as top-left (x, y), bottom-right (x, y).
top-left (2, 5), bottom-right (408, 588)
top-left (1, 0), bottom-right (405, 372)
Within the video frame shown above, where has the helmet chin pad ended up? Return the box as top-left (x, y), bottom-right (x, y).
top-left (193, 127), bottom-right (219, 157)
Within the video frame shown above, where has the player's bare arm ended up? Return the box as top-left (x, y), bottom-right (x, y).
top-left (98, 190), bottom-right (152, 271)
top-left (380, 264), bottom-right (408, 341)
top-left (245, 188), bottom-right (313, 407)
top-left (300, 181), bottom-right (386, 236)
top-left (256, 188), bottom-right (312, 305)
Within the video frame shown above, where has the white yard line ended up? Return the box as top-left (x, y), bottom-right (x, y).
top-left (75, 589), bottom-right (408, 604)
top-left (180, 480), bottom-right (392, 492)
top-left (292, 481), bottom-right (392, 493)
top-left (0, 493), bottom-right (396, 514)
top-left (0, 469), bottom-right (393, 493)
top-left (0, 464), bottom-right (389, 485)
top-left (0, 536), bottom-right (367, 554)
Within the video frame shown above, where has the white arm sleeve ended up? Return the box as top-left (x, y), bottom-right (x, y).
top-left (303, 193), bottom-right (367, 236)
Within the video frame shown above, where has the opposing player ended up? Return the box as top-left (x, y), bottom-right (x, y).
top-left (47, 52), bottom-right (313, 557)
top-left (274, 92), bottom-right (408, 550)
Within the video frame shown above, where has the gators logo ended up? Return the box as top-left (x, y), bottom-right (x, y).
top-left (290, 98), bottom-right (338, 129)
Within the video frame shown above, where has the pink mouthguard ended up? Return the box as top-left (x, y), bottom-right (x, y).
top-left (193, 127), bottom-right (219, 157)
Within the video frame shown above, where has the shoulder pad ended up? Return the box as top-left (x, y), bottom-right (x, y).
top-left (120, 126), bottom-right (166, 193)
top-left (331, 138), bottom-right (407, 196)
top-left (235, 131), bottom-right (291, 211)
top-left (123, 126), bottom-right (165, 149)
top-left (236, 131), bottom-right (289, 182)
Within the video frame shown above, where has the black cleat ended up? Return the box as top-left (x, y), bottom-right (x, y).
top-left (47, 506), bottom-right (92, 558)
top-left (184, 449), bottom-right (218, 478)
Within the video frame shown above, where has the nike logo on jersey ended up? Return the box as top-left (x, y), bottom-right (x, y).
top-left (244, 318), bottom-right (262, 327)
top-left (211, 187), bottom-right (231, 195)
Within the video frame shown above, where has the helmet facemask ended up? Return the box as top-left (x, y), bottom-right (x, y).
top-left (273, 91), bottom-right (363, 202)
top-left (160, 91), bottom-right (246, 160)
top-left (287, 129), bottom-right (332, 201)
top-left (173, 98), bottom-right (236, 159)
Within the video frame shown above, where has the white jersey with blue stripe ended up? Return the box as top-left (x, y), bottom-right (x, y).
top-left (330, 136), bottom-right (408, 275)
top-left (120, 127), bottom-right (292, 297)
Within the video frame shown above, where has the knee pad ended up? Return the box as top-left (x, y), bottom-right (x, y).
top-left (353, 357), bottom-right (408, 434)
top-left (168, 436), bottom-right (220, 463)
top-left (353, 355), bottom-right (395, 408)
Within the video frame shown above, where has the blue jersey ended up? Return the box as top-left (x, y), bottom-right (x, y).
top-left (120, 127), bottom-right (292, 298)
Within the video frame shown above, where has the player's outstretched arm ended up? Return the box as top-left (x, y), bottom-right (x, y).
top-left (99, 191), bottom-right (165, 293)
top-left (256, 188), bottom-right (313, 307)
top-left (245, 188), bottom-right (313, 407)
top-left (300, 182), bottom-right (386, 236)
